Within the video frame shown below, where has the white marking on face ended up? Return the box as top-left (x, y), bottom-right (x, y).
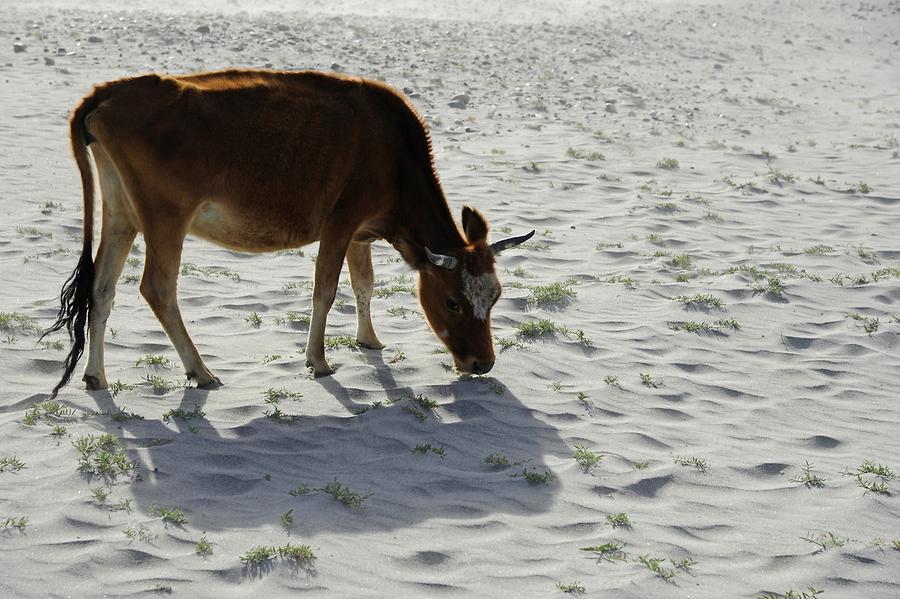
top-left (461, 269), bottom-right (500, 321)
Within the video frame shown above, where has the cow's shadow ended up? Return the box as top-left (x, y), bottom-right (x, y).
top-left (83, 351), bottom-right (566, 535)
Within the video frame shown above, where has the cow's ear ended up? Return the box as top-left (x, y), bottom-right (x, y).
top-left (462, 205), bottom-right (489, 243)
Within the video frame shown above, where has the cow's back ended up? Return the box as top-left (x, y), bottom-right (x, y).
top-left (86, 70), bottom-right (401, 251)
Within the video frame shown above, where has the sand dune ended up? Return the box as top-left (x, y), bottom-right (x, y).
top-left (1, 0), bottom-right (899, 597)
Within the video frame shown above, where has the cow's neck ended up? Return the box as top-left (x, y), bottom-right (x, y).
top-left (388, 168), bottom-right (466, 254)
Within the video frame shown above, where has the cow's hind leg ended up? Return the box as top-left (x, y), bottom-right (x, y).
top-left (83, 150), bottom-right (137, 390)
top-left (140, 216), bottom-right (221, 388)
top-left (346, 241), bottom-right (384, 350)
top-left (82, 218), bottom-right (136, 390)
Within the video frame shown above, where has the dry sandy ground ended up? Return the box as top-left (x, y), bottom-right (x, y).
top-left (1, 0), bottom-right (899, 597)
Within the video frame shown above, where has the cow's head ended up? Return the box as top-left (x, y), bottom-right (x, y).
top-left (403, 206), bottom-right (534, 374)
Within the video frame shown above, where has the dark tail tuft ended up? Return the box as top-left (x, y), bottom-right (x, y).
top-left (41, 242), bottom-right (94, 398)
top-left (43, 84), bottom-right (104, 398)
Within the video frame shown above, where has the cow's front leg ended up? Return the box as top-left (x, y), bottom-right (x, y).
top-left (346, 241), bottom-right (384, 350)
top-left (305, 228), bottom-right (352, 376)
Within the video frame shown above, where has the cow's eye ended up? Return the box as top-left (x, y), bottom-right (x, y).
top-left (446, 298), bottom-right (461, 312)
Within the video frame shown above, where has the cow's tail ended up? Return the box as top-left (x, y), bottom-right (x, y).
top-left (41, 89), bottom-right (106, 398)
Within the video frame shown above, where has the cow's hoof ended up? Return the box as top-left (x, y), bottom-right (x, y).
top-left (306, 359), bottom-right (335, 377)
top-left (358, 339), bottom-right (385, 350)
top-left (191, 373), bottom-right (223, 390)
top-left (83, 374), bottom-right (106, 391)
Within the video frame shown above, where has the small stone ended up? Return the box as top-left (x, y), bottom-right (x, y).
top-left (56, 47), bottom-right (66, 55)
top-left (604, 101), bottom-right (617, 113)
top-left (196, 25), bottom-right (210, 34)
top-left (448, 93), bottom-right (470, 109)
top-left (87, 35), bottom-right (103, 43)
top-left (44, 57), bottom-right (55, 66)
top-left (13, 43), bottom-right (26, 53)
top-left (331, 62), bottom-right (342, 71)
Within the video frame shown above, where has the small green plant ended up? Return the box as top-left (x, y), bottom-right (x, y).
top-left (639, 373), bottom-right (662, 388)
top-left (144, 374), bottom-right (180, 394)
top-left (517, 468), bottom-right (556, 485)
top-left (123, 524), bottom-right (156, 543)
top-left (804, 245), bottom-right (835, 255)
top-left (262, 353), bottom-right (282, 364)
top-left (484, 453), bottom-right (510, 468)
top-left (246, 312), bottom-right (263, 328)
top-left (752, 276), bottom-right (785, 297)
top-left (556, 581), bottom-right (586, 594)
top-left (274, 310), bottom-right (310, 325)
top-left (529, 282), bottom-right (576, 305)
top-left (150, 506), bottom-right (187, 526)
top-left (801, 531), bottom-right (847, 551)
top-left (106, 407), bottom-right (143, 422)
top-left (516, 319), bottom-right (562, 338)
top-left (181, 263), bottom-right (240, 281)
top-left (90, 486), bottom-right (109, 504)
top-left (672, 557), bottom-right (698, 571)
top-left (1, 517), bottom-right (28, 532)
top-left (74, 433), bottom-right (136, 478)
top-left (318, 479), bottom-right (372, 508)
top-left (668, 253), bottom-right (693, 269)
top-left (673, 294), bottom-right (723, 309)
top-left (767, 167), bottom-right (797, 184)
top-left (240, 545), bottom-right (276, 564)
top-left (412, 443), bottom-right (446, 458)
top-left (108, 380), bottom-right (135, 397)
top-left (757, 587), bottom-right (824, 599)
top-left (791, 461), bottom-right (826, 488)
top-left (674, 456), bottom-right (709, 474)
top-left (263, 388), bottom-right (302, 404)
top-left (289, 484), bottom-right (311, 497)
top-left (0, 456), bottom-right (25, 473)
top-left (23, 401), bottom-right (76, 426)
top-left (851, 460), bottom-right (894, 495)
top-left (580, 540), bottom-right (627, 560)
top-left (263, 406), bottom-right (303, 425)
top-left (195, 535), bottom-right (213, 557)
top-left (241, 543), bottom-right (315, 566)
top-left (657, 157), bottom-right (679, 170)
top-left (496, 336), bottom-right (527, 351)
top-left (573, 446), bottom-right (603, 472)
top-left (634, 461), bottom-right (650, 470)
top-left (606, 512), bottom-right (632, 529)
top-left (324, 335), bottom-right (360, 351)
top-left (162, 405), bottom-right (205, 423)
top-left (847, 313), bottom-right (879, 334)
top-left (135, 354), bottom-right (171, 367)
top-left (281, 509), bottom-right (294, 529)
top-left (567, 147), bottom-right (604, 161)
top-left (411, 394), bottom-right (439, 411)
top-left (595, 242), bottom-right (624, 250)
top-left (856, 460), bottom-right (894, 479)
top-left (638, 555), bottom-right (676, 582)
top-left (603, 375), bottom-right (620, 387)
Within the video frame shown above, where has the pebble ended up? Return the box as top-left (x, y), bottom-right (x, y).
top-left (44, 57), bottom-right (55, 66)
top-left (196, 25), bottom-right (210, 34)
top-left (448, 93), bottom-right (470, 108)
top-left (13, 43), bottom-right (26, 53)
top-left (87, 35), bottom-right (103, 43)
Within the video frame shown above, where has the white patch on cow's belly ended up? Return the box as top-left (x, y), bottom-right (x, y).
top-left (461, 270), bottom-right (499, 321)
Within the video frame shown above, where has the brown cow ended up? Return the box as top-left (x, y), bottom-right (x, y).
top-left (43, 69), bottom-right (534, 398)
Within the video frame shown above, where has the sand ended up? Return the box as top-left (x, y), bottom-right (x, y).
top-left (1, 0), bottom-right (899, 597)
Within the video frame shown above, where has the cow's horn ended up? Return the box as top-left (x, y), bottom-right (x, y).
top-left (490, 230), bottom-right (536, 255)
top-left (425, 247), bottom-right (458, 269)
